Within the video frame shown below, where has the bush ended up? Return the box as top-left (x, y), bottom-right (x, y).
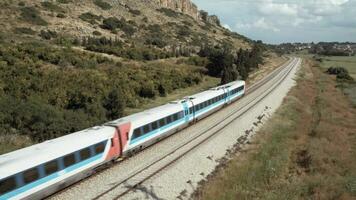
top-left (39, 30), bottom-right (58, 40)
top-left (93, 0), bottom-right (112, 10)
top-left (57, 0), bottom-right (72, 3)
top-left (157, 8), bottom-right (179, 18)
top-left (41, 2), bottom-right (65, 13)
top-left (93, 30), bottom-right (102, 36)
top-left (327, 67), bottom-right (354, 81)
top-left (79, 12), bottom-right (101, 24)
top-left (56, 13), bottom-right (66, 18)
top-left (20, 7), bottom-right (48, 26)
top-left (102, 17), bottom-right (122, 30)
top-left (14, 27), bottom-right (36, 35)
top-left (129, 9), bottom-right (141, 16)
top-left (101, 17), bottom-right (136, 35)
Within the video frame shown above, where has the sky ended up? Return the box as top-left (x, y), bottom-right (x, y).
top-left (192, 0), bottom-right (356, 44)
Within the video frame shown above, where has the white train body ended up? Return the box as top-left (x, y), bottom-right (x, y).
top-left (0, 80), bottom-right (245, 200)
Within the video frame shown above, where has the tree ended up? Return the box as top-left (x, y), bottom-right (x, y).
top-left (206, 47), bottom-right (234, 77)
top-left (103, 89), bottom-right (125, 120)
top-left (221, 64), bottom-right (239, 84)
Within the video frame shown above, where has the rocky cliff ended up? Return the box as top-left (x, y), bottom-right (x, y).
top-left (156, 0), bottom-right (199, 20)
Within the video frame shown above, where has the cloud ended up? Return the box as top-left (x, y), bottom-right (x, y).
top-left (236, 17), bottom-right (280, 32)
top-left (192, 0), bottom-right (356, 43)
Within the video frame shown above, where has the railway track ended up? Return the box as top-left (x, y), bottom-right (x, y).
top-left (85, 57), bottom-right (301, 199)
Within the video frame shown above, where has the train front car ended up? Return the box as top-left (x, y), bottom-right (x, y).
top-left (227, 81), bottom-right (246, 102)
top-left (0, 126), bottom-right (116, 200)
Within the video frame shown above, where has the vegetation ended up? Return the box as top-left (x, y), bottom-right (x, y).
top-left (101, 17), bottom-right (136, 35)
top-left (194, 59), bottom-right (356, 199)
top-left (200, 42), bottom-right (265, 84)
top-left (39, 30), bottom-right (58, 40)
top-left (79, 12), bottom-right (102, 25)
top-left (20, 7), bottom-right (48, 26)
top-left (93, 0), bottom-right (112, 10)
top-left (0, 38), bottom-right (205, 153)
top-left (57, 0), bottom-right (72, 4)
top-left (82, 36), bottom-right (172, 61)
top-left (14, 27), bottom-right (36, 35)
top-left (41, 1), bottom-right (65, 13)
top-left (327, 67), bottom-right (354, 81)
top-left (157, 8), bottom-right (180, 18)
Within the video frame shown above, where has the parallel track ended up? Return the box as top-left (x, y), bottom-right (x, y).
top-left (90, 57), bottom-right (300, 199)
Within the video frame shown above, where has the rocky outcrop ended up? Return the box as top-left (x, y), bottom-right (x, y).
top-left (156, 0), bottom-right (199, 20)
top-left (206, 15), bottom-right (220, 26)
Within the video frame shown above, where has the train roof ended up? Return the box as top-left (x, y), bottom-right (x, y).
top-left (189, 80), bottom-right (245, 103)
top-left (107, 102), bottom-right (183, 127)
top-left (0, 126), bottom-right (115, 179)
top-left (108, 80), bottom-right (245, 127)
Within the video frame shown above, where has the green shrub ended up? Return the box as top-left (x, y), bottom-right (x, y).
top-left (18, 2), bottom-right (25, 6)
top-left (14, 27), bottom-right (36, 35)
top-left (41, 1), bottom-right (65, 13)
top-left (56, 13), bottom-right (66, 18)
top-left (57, 0), bottom-right (72, 3)
top-left (101, 17), bottom-right (136, 35)
top-left (102, 17), bottom-right (122, 30)
top-left (157, 8), bottom-right (179, 18)
top-left (20, 7), bottom-right (48, 26)
top-left (129, 9), bottom-right (141, 16)
top-left (93, 0), bottom-right (112, 10)
top-left (93, 30), bottom-right (102, 36)
top-left (39, 30), bottom-right (58, 40)
top-left (79, 12), bottom-right (101, 24)
top-left (327, 67), bottom-right (354, 81)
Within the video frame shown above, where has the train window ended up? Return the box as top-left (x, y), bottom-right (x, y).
top-left (23, 168), bottom-right (39, 184)
top-left (0, 176), bottom-right (16, 195)
top-left (167, 115), bottom-right (172, 124)
top-left (143, 124), bottom-right (150, 134)
top-left (189, 107), bottom-right (193, 113)
top-left (159, 118), bottom-right (166, 127)
top-left (95, 142), bottom-right (106, 154)
top-left (63, 154), bottom-right (76, 168)
top-left (180, 111), bottom-right (184, 118)
top-left (151, 121), bottom-right (158, 130)
top-left (133, 128), bottom-right (141, 138)
top-left (80, 148), bottom-right (91, 161)
top-left (173, 113), bottom-right (178, 121)
top-left (44, 160), bottom-right (58, 176)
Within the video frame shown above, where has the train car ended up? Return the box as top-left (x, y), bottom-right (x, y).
top-left (107, 101), bottom-right (189, 155)
top-left (0, 80), bottom-right (246, 200)
top-left (189, 80), bottom-right (245, 121)
top-left (0, 126), bottom-right (117, 200)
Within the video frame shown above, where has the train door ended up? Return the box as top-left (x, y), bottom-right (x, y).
top-left (182, 101), bottom-right (190, 122)
top-left (226, 88), bottom-right (231, 104)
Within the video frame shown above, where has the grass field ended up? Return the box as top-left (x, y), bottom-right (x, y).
top-left (194, 59), bottom-right (356, 199)
top-left (318, 56), bottom-right (356, 78)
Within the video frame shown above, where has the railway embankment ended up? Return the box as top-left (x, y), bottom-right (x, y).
top-left (193, 58), bottom-right (356, 199)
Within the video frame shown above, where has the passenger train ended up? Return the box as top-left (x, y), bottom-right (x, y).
top-left (0, 80), bottom-right (245, 200)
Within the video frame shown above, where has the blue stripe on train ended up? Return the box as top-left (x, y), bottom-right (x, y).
top-left (130, 91), bottom-right (244, 145)
top-left (0, 153), bottom-right (103, 200)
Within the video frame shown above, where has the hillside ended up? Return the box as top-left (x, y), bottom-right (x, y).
top-left (0, 0), bottom-right (250, 53)
top-left (0, 0), bottom-right (263, 154)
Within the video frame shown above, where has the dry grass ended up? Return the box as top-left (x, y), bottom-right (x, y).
top-left (193, 59), bottom-right (356, 200)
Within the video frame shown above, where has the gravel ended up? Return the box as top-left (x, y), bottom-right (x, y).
top-left (50, 58), bottom-right (301, 200)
